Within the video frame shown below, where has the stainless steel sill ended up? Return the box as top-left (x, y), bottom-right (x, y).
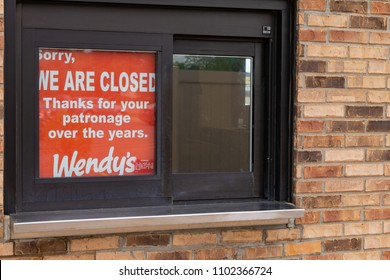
top-left (10, 201), bottom-right (304, 239)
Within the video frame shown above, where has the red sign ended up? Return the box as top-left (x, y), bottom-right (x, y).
top-left (39, 48), bottom-right (156, 178)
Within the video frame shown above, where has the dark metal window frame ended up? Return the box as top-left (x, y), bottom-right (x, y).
top-left (172, 38), bottom-right (265, 201)
top-left (4, 0), bottom-right (295, 214)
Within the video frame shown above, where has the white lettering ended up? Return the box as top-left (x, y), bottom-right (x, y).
top-left (52, 147), bottom-right (137, 177)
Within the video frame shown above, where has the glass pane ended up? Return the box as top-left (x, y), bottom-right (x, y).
top-left (173, 55), bottom-right (252, 173)
top-left (39, 48), bottom-right (156, 178)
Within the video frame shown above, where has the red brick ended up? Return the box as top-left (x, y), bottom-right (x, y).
top-left (43, 253), bottom-right (95, 260)
top-left (241, 246), bottom-right (283, 259)
top-left (173, 233), bottom-right (216, 246)
top-left (297, 151), bottom-right (322, 163)
top-left (221, 230), bottom-right (262, 243)
top-left (295, 181), bottom-right (322, 193)
top-left (126, 234), bottom-right (170, 247)
top-left (382, 251), bottom-right (390, 260)
top-left (147, 250), bottom-right (191, 260)
top-left (343, 194), bottom-right (381, 207)
top-left (364, 235), bottom-right (390, 249)
top-left (304, 254), bottom-right (343, 260)
top-left (304, 165), bottom-right (343, 179)
top-left (350, 16), bottom-right (387, 30)
top-left (303, 224), bottom-right (343, 238)
top-left (298, 89), bottom-right (326, 102)
top-left (295, 211), bottom-right (321, 224)
top-left (306, 76), bottom-right (345, 88)
top-left (366, 179), bottom-right (390, 191)
top-left (70, 236), bottom-right (119, 252)
top-left (325, 179), bottom-right (364, 192)
top-left (343, 251), bottom-right (381, 260)
top-left (96, 251), bottom-right (144, 260)
top-left (304, 136), bottom-right (344, 148)
top-left (367, 150), bottom-right (390, 162)
top-left (195, 248), bottom-right (237, 260)
top-left (0, 243), bottom-right (14, 257)
top-left (365, 208), bottom-right (390, 220)
top-left (285, 241), bottom-right (322, 256)
top-left (297, 120), bottom-right (324, 133)
top-left (371, 2), bottom-right (390, 15)
top-left (330, 1), bottom-right (367, 14)
top-left (323, 209), bottom-right (361, 222)
top-left (367, 121), bottom-right (390, 132)
top-left (265, 228), bottom-right (300, 242)
top-left (327, 121), bottom-right (365, 133)
top-left (299, 0), bottom-right (326, 11)
top-left (15, 240), bottom-right (67, 255)
top-left (345, 164), bottom-right (383, 177)
top-left (345, 106), bottom-right (383, 118)
top-left (324, 238), bottom-right (362, 252)
top-left (345, 222), bottom-right (382, 236)
top-left (299, 30), bottom-right (327, 42)
top-left (302, 195), bottom-right (342, 209)
top-left (304, 104), bottom-right (344, 117)
top-left (345, 135), bottom-right (384, 147)
top-left (329, 30), bottom-right (368, 43)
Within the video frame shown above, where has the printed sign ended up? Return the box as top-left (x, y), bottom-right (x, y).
top-left (39, 48), bottom-right (156, 178)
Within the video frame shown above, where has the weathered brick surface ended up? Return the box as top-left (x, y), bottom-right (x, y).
top-left (295, 181), bottom-right (322, 193)
top-left (327, 121), bottom-right (365, 133)
top-left (323, 209), bottom-right (361, 222)
top-left (324, 238), bottom-right (362, 252)
top-left (365, 208), bottom-right (390, 220)
top-left (147, 250), bottom-right (192, 260)
top-left (173, 233), bottom-right (217, 246)
top-left (344, 222), bottom-right (383, 236)
top-left (96, 251), bottom-right (144, 260)
top-left (324, 149), bottom-right (364, 162)
top-left (303, 135), bottom-right (344, 148)
top-left (285, 241), bottom-right (322, 256)
top-left (364, 235), bottom-right (390, 249)
top-left (70, 236), bottom-right (119, 252)
top-left (345, 135), bottom-right (384, 147)
top-left (1, 0), bottom-right (390, 261)
top-left (221, 230), bottom-right (262, 243)
top-left (371, 1), bottom-right (390, 15)
top-left (343, 194), bottom-right (381, 207)
top-left (295, 211), bottom-right (321, 225)
top-left (302, 195), bottom-right (342, 208)
top-left (366, 179), bottom-right (390, 191)
top-left (297, 120), bottom-right (324, 132)
top-left (241, 246), bottom-right (283, 259)
top-left (126, 234), bottom-right (170, 247)
top-left (324, 179), bottom-right (364, 192)
top-left (297, 151), bottom-right (322, 163)
top-left (330, 1), bottom-right (368, 13)
top-left (265, 228), bottom-right (300, 242)
top-left (15, 240), bottom-right (67, 255)
top-left (43, 253), bottom-right (95, 260)
top-left (0, 243), bottom-right (14, 256)
top-left (195, 248), bottom-right (237, 260)
top-left (303, 224), bottom-right (343, 239)
top-left (304, 165), bottom-right (343, 178)
top-left (299, 30), bottom-right (327, 42)
top-left (350, 15), bottom-right (387, 29)
top-left (297, 89), bottom-right (326, 103)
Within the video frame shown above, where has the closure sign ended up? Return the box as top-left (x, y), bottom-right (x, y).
top-left (39, 48), bottom-right (156, 178)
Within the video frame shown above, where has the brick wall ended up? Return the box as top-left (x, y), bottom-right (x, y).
top-left (1, 0), bottom-right (390, 260)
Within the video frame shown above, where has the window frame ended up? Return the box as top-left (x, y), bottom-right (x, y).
top-left (4, 0), bottom-right (294, 215)
top-left (171, 38), bottom-right (266, 201)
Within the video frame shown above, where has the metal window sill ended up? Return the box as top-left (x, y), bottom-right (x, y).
top-left (9, 201), bottom-right (304, 239)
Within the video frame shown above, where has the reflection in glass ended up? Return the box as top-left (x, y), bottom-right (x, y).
top-left (173, 55), bottom-right (253, 173)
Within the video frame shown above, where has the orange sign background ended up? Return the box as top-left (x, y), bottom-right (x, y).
top-left (39, 48), bottom-right (156, 178)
